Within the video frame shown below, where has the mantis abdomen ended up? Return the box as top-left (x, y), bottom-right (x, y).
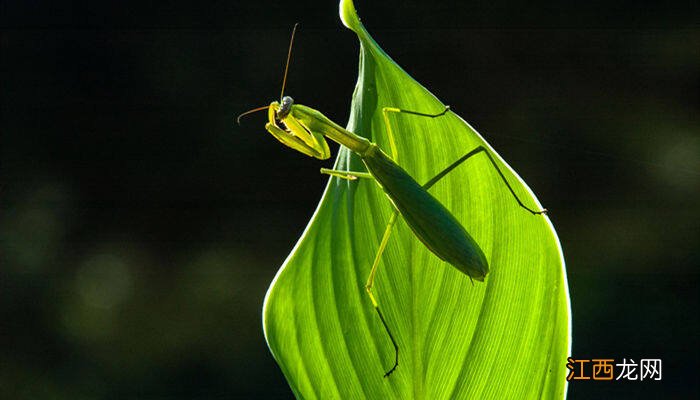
top-left (361, 144), bottom-right (489, 281)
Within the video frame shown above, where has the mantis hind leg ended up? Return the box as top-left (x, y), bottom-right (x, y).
top-left (422, 146), bottom-right (547, 215)
top-left (362, 105), bottom-right (452, 377)
top-left (365, 211), bottom-right (400, 377)
top-left (320, 166), bottom-right (400, 376)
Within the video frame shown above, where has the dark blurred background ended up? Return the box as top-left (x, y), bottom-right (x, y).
top-left (1, 1), bottom-right (698, 398)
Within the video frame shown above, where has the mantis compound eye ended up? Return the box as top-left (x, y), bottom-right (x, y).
top-left (277, 96), bottom-right (294, 119)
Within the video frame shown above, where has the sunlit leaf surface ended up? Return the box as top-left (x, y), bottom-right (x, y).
top-left (263, 1), bottom-right (571, 398)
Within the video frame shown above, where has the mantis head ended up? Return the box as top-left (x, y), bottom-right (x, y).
top-left (237, 24), bottom-right (332, 160)
top-left (264, 96), bottom-right (332, 160)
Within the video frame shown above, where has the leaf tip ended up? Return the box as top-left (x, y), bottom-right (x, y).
top-left (339, 0), bottom-right (359, 32)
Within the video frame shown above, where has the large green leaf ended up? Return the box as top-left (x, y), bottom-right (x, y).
top-left (263, 1), bottom-right (571, 398)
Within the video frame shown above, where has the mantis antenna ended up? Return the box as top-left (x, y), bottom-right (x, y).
top-left (280, 23), bottom-right (299, 101)
top-left (236, 105), bottom-right (270, 125)
top-left (236, 23), bottom-right (299, 125)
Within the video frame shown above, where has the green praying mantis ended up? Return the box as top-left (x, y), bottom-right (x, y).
top-left (238, 24), bottom-right (547, 377)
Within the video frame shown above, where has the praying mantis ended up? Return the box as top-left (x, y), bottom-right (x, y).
top-left (238, 24), bottom-right (547, 377)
